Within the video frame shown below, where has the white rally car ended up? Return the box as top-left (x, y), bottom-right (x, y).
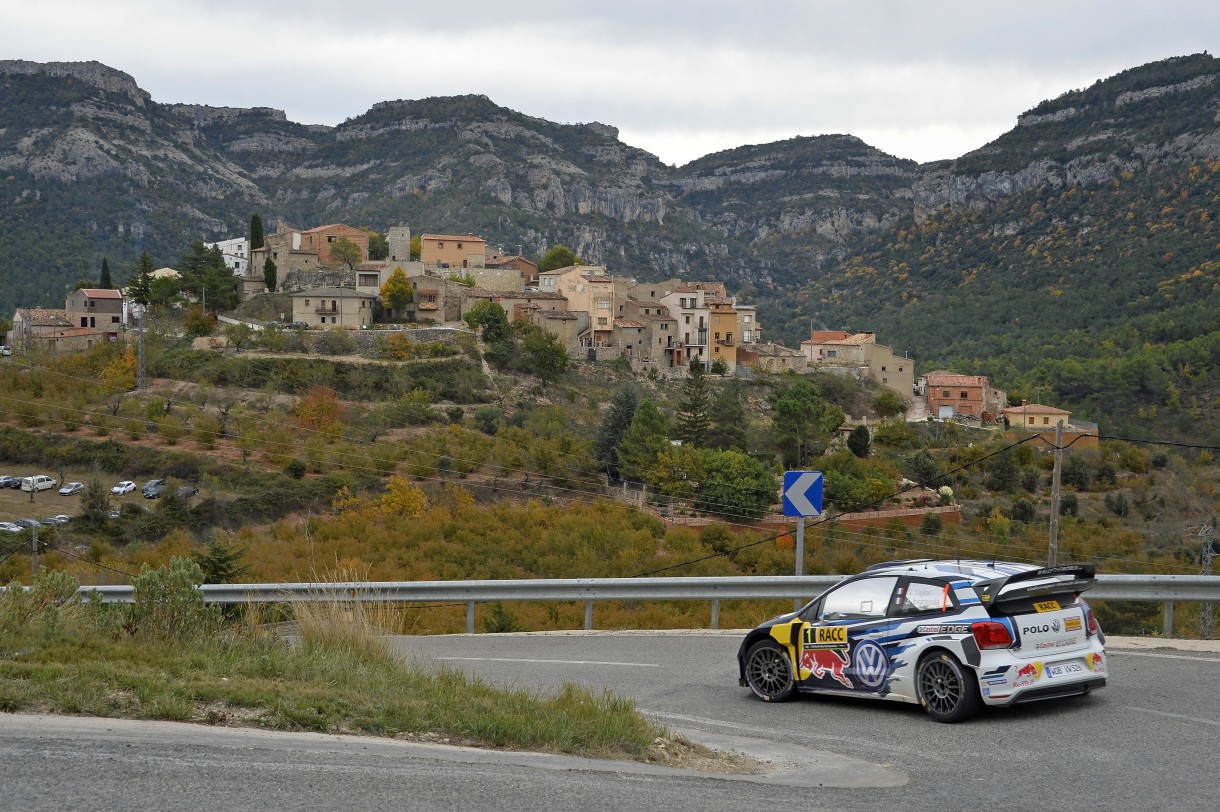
top-left (738, 559), bottom-right (1106, 722)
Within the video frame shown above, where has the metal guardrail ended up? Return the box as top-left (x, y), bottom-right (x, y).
top-left (75, 574), bottom-right (1220, 635)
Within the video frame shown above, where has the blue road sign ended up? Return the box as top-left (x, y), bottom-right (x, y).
top-left (782, 471), bottom-right (823, 517)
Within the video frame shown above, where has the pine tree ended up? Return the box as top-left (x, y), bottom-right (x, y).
top-left (617, 399), bottom-right (670, 482)
top-left (675, 364), bottom-right (711, 447)
top-left (249, 213), bottom-right (265, 250)
top-left (128, 251), bottom-right (155, 306)
top-left (707, 378), bottom-right (748, 451)
top-left (595, 386), bottom-right (638, 475)
top-left (99, 257), bottom-right (112, 289)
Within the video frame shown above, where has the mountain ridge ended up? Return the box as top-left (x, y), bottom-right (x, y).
top-left (2, 55), bottom-right (1219, 438)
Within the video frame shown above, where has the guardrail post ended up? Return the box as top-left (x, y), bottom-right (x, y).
top-left (711, 599), bottom-right (720, 629)
top-left (585, 600), bottom-right (593, 631)
top-left (466, 602), bottom-right (475, 635)
top-left (1163, 600), bottom-right (1174, 636)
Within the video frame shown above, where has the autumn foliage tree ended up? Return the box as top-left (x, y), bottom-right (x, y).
top-left (293, 386), bottom-right (345, 442)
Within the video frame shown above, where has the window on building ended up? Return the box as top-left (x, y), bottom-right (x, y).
top-left (827, 350), bottom-right (837, 358)
top-left (899, 366), bottom-right (904, 372)
top-left (80, 317), bottom-right (87, 327)
top-left (882, 377), bottom-right (888, 383)
top-left (685, 316), bottom-right (690, 324)
top-left (111, 316), bottom-right (119, 323)
top-left (1043, 417), bottom-right (1050, 425)
top-left (328, 235), bottom-right (336, 243)
top-left (942, 390), bottom-right (951, 398)
top-left (457, 243), bottom-right (463, 250)
top-left (597, 317), bottom-right (608, 326)
top-left (961, 391), bottom-right (968, 398)
top-left (596, 297), bottom-right (610, 309)
top-left (305, 300), bottom-right (310, 307)
top-left (881, 366), bottom-right (887, 371)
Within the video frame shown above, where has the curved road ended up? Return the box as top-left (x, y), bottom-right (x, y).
top-left (1, 634), bottom-right (1216, 811)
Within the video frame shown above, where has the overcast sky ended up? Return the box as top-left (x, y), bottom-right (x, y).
top-left (9, 1), bottom-right (1217, 166)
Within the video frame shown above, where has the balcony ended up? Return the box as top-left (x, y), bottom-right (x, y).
top-left (417, 302), bottom-right (438, 310)
top-left (715, 337), bottom-right (735, 346)
top-left (314, 307), bottom-right (339, 315)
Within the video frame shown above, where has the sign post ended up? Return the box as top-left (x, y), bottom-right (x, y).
top-left (782, 471), bottom-right (824, 590)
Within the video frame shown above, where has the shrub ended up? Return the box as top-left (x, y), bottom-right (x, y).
top-left (127, 557), bottom-right (218, 640)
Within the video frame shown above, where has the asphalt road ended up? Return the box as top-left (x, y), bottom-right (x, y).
top-left (2, 633), bottom-right (1217, 811)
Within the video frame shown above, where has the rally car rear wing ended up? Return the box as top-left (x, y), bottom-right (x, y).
top-left (973, 564), bottom-right (1096, 608)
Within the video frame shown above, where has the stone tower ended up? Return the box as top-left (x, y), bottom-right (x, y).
top-left (388, 226), bottom-right (412, 263)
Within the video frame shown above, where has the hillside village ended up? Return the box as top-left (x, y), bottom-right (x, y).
top-left (5, 219), bottom-right (1093, 438)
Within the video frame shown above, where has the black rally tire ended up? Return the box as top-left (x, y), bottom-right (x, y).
top-left (744, 640), bottom-right (796, 702)
top-left (916, 651), bottom-right (982, 723)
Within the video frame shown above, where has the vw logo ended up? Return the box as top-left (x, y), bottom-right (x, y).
top-left (1051, 619), bottom-right (1061, 633)
top-left (852, 640), bottom-right (889, 691)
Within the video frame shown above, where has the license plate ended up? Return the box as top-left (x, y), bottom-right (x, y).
top-left (1033, 600), bottom-right (1061, 613)
top-left (1047, 662), bottom-right (1085, 678)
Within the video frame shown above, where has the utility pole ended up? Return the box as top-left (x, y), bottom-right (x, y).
top-left (1047, 421), bottom-right (1064, 566)
top-left (31, 524), bottom-right (38, 579)
top-left (1202, 521), bottom-right (1215, 639)
top-left (135, 304), bottom-right (146, 391)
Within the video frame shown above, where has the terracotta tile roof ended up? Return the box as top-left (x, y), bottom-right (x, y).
top-left (1001, 403), bottom-right (1070, 415)
top-left (78, 289), bottom-right (123, 299)
top-left (421, 233), bottom-right (486, 242)
top-left (925, 372), bottom-right (987, 387)
top-left (614, 318), bottom-right (647, 329)
top-left (302, 223), bottom-right (358, 233)
top-left (541, 311), bottom-right (579, 320)
top-left (806, 331), bottom-right (851, 343)
top-left (824, 332), bottom-right (875, 345)
top-left (289, 286), bottom-right (375, 298)
top-left (16, 308), bottom-right (72, 327)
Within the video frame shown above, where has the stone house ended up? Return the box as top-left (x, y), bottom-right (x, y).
top-left (290, 287), bottom-right (376, 329)
top-left (486, 254), bottom-right (539, 287)
top-left (1001, 403), bottom-right (1071, 429)
top-left (420, 233), bottom-right (487, 271)
top-left (707, 296), bottom-right (738, 372)
top-left (300, 224), bottom-right (370, 267)
top-left (737, 343), bottom-right (808, 373)
top-left (538, 265), bottom-right (615, 347)
top-left (924, 372), bottom-right (987, 419)
top-left (65, 289), bottom-right (124, 339)
top-left (528, 310), bottom-right (588, 351)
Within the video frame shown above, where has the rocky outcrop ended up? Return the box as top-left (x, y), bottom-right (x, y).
top-left (0, 60), bottom-right (150, 106)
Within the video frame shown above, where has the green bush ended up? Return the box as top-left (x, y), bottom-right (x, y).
top-left (127, 557), bottom-right (218, 641)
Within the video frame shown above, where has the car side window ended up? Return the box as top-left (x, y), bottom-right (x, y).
top-left (818, 577), bottom-right (898, 620)
top-left (894, 579), bottom-right (958, 616)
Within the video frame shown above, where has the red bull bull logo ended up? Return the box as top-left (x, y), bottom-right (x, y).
top-left (1088, 652), bottom-right (1105, 672)
top-left (1012, 661), bottom-right (1042, 688)
top-left (801, 648), bottom-right (853, 689)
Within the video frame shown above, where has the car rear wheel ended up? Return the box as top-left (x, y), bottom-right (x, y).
top-left (916, 652), bottom-right (981, 723)
top-left (745, 640), bottom-right (796, 702)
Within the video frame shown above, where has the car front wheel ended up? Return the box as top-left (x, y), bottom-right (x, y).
top-left (916, 651), bottom-right (982, 723)
top-left (744, 640), bottom-right (796, 702)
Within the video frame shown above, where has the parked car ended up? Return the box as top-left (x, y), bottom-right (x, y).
top-left (59, 481), bottom-right (85, 496)
top-left (0, 476), bottom-right (21, 489)
top-left (111, 481), bottom-right (136, 495)
top-left (20, 475), bottom-right (56, 493)
top-left (142, 479), bottom-right (167, 499)
top-left (177, 485), bottom-right (199, 498)
top-left (0, 346), bottom-right (11, 357)
top-left (738, 559), bottom-right (1106, 723)
top-left (282, 321), bottom-right (309, 330)
top-left (0, 522), bottom-right (22, 533)
top-left (13, 519), bottom-right (41, 530)
top-left (41, 515), bottom-right (70, 526)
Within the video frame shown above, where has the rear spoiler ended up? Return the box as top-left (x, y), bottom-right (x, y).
top-left (973, 564), bottom-right (1096, 606)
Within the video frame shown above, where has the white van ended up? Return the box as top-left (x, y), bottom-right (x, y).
top-left (20, 475), bottom-right (57, 493)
